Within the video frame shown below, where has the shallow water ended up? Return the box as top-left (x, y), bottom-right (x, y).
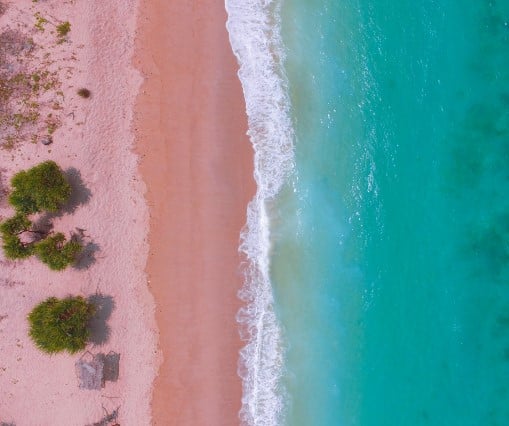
top-left (227, 0), bottom-right (509, 424)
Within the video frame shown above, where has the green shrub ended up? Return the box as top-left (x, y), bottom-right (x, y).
top-left (1, 233), bottom-right (35, 259)
top-left (28, 296), bottom-right (95, 354)
top-left (34, 233), bottom-right (82, 270)
top-left (0, 213), bottom-right (31, 235)
top-left (0, 217), bottom-right (82, 267)
top-left (1, 162), bottom-right (88, 270)
top-left (9, 161), bottom-right (71, 214)
top-left (0, 214), bottom-right (35, 259)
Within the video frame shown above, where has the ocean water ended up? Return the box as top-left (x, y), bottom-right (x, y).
top-left (226, 1), bottom-right (509, 425)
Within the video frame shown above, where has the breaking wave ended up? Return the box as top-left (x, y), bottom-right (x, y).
top-left (225, 0), bottom-right (294, 424)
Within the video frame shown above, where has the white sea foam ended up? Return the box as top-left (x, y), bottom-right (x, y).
top-left (225, 0), bottom-right (294, 424)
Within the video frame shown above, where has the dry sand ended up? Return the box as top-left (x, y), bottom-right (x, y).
top-left (135, 0), bottom-right (254, 425)
top-left (0, 1), bottom-right (157, 425)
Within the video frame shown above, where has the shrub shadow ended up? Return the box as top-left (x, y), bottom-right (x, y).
top-left (61, 167), bottom-right (92, 215)
top-left (31, 215), bottom-right (54, 239)
top-left (74, 241), bottom-right (100, 270)
top-left (87, 294), bottom-right (114, 346)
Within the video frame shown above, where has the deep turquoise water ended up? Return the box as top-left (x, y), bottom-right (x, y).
top-left (266, 1), bottom-right (509, 425)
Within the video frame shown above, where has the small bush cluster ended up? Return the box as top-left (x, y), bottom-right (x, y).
top-left (0, 161), bottom-right (82, 270)
top-left (28, 296), bottom-right (95, 354)
top-left (0, 14), bottom-right (104, 360)
top-left (3, 165), bottom-right (101, 357)
top-left (34, 233), bottom-right (82, 270)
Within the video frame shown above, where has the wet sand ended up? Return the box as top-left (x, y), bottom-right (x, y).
top-left (135, 1), bottom-right (254, 424)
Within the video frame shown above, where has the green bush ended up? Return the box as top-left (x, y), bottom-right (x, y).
top-left (34, 233), bottom-right (82, 270)
top-left (1, 233), bottom-right (35, 259)
top-left (28, 296), bottom-right (95, 354)
top-left (0, 213), bottom-right (35, 259)
top-left (9, 161), bottom-right (71, 214)
top-left (0, 213), bottom-right (31, 235)
top-left (0, 162), bottom-right (88, 270)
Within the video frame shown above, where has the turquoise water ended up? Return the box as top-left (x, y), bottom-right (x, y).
top-left (267, 1), bottom-right (509, 425)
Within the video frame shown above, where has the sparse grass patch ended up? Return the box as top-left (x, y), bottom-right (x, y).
top-left (56, 21), bottom-right (71, 38)
top-left (45, 113), bottom-right (60, 134)
top-left (31, 73), bottom-right (41, 91)
top-left (0, 27), bottom-right (62, 147)
top-left (12, 111), bottom-right (39, 130)
top-left (34, 12), bottom-right (48, 32)
top-left (2, 135), bottom-right (16, 150)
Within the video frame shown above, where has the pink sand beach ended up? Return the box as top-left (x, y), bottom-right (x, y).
top-left (0, 0), bottom-right (251, 424)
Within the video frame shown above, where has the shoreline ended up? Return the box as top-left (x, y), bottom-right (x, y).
top-left (134, 0), bottom-right (254, 424)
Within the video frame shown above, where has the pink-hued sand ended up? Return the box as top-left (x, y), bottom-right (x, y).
top-left (0, 1), bottom-right (157, 425)
top-left (135, 0), bottom-right (254, 425)
top-left (0, 0), bottom-right (252, 423)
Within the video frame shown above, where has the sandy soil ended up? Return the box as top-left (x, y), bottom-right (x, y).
top-left (134, 0), bottom-right (254, 425)
top-left (0, 1), bottom-right (157, 425)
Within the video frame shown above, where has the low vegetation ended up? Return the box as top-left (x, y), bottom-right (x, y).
top-left (0, 161), bottom-right (83, 270)
top-left (34, 233), bottom-right (82, 271)
top-left (34, 12), bottom-right (48, 32)
top-left (56, 21), bottom-right (71, 38)
top-left (1, 2), bottom-right (106, 371)
top-left (9, 161), bottom-right (71, 214)
top-left (0, 25), bottom-right (63, 149)
top-left (0, 213), bottom-right (36, 259)
top-left (28, 296), bottom-right (95, 354)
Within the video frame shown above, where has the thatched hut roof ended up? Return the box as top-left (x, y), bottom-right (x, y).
top-left (75, 351), bottom-right (104, 390)
top-left (75, 350), bottom-right (120, 390)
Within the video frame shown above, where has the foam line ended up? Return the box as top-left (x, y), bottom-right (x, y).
top-left (225, 0), bottom-right (295, 424)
